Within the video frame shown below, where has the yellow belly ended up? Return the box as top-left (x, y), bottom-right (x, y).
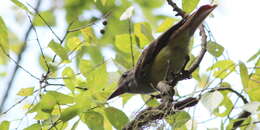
top-left (149, 43), bottom-right (189, 86)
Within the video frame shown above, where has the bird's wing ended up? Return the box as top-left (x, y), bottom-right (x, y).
top-left (134, 17), bottom-right (187, 81)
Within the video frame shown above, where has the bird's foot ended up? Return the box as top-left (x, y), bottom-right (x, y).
top-left (180, 70), bottom-right (192, 79)
top-left (156, 81), bottom-right (175, 102)
top-left (171, 70), bottom-right (191, 81)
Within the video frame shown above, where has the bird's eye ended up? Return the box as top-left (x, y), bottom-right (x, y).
top-left (122, 72), bottom-right (128, 78)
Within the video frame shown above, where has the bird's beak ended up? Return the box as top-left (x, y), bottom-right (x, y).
top-left (107, 84), bottom-right (127, 100)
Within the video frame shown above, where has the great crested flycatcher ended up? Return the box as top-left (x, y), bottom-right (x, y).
top-left (108, 4), bottom-right (217, 100)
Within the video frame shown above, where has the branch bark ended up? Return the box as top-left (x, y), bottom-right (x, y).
top-left (124, 97), bottom-right (198, 130)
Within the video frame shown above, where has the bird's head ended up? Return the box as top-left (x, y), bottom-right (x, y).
top-left (107, 69), bottom-right (137, 100)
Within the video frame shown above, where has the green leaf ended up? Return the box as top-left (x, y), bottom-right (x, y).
top-left (167, 111), bottom-right (190, 128)
top-left (182, 0), bottom-right (200, 13)
top-left (81, 27), bottom-right (95, 43)
top-left (86, 46), bottom-right (104, 64)
top-left (62, 67), bottom-right (76, 91)
top-left (122, 94), bottom-right (133, 106)
top-left (39, 55), bottom-right (57, 72)
top-left (134, 22), bottom-right (153, 48)
top-left (256, 58), bottom-right (260, 74)
top-left (156, 18), bottom-right (177, 32)
top-left (51, 122), bottom-right (68, 130)
top-left (39, 92), bottom-right (57, 113)
top-left (79, 59), bottom-right (93, 78)
top-left (34, 110), bottom-right (50, 120)
top-left (197, 74), bottom-right (208, 88)
top-left (74, 91), bottom-right (96, 112)
top-left (0, 72), bottom-right (7, 77)
top-left (24, 123), bottom-right (41, 130)
top-left (33, 11), bottom-right (56, 26)
top-left (246, 74), bottom-right (260, 101)
top-left (141, 95), bottom-right (159, 107)
top-left (101, 0), bottom-right (107, 6)
top-left (104, 107), bottom-right (129, 129)
top-left (71, 119), bottom-right (80, 130)
top-left (82, 111), bottom-right (104, 130)
top-left (10, 0), bottom-right (32, 14)
top-left (213, 83), bottom-right (233, 117)
top-left (0, 121), bottom-right (10, 130)
top-left (66, 37), bottom-right (83, 51)
top-left (187, 54), bottom-right (201, 81)
top-left (0, 17), bottom-right (9, 64)
top-left (247, 49), bottom-right (260, 62)
top-left (0, 17), bottom-right (8, 48)
top-left (114, 53), bottom-right (133, 69)
top-left (213, 95), bottom-right (233, 117)
top-left (85, 62), bottom-right (108, 93)
top-left (239, 62), bottom-right (249, 89)
top-left (201, 91), bottom-right (224, 112)
top-left (207, 60), bottom-right (235, 79)
top-left (10, 43), bottom-right (23, 54)
top-left (79, 59), bottom-right (108, 94)
top-left (48, 91), bottom-right (74, 105)
top-left (115, 34), bottom-right (136, 53)
top-left (48, 40), bottom-right (69, 61)
top-left (17, 87), bottom-right (34, 96)
top-left (207, 41), bottom-right (224, 57)
top-left (134, 0), bottom-right (163, 8)
top-left (59, 105), bottom-right (79, 122)
top-left (30, 91), bottom-right (67, 113)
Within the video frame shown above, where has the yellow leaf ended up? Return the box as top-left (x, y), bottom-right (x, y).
top-left (81, 27), bottom-right (95, 43)
top-left (17, 87), bottom-right (34, 96)
top-left (101, 0), bottom-right (107, 5)
top-left (157, 18), bottom-right (177, 32)
top-left (23, 104), bottom-right (32, 110)
top-left (66, 37), bottom-right (82, 51)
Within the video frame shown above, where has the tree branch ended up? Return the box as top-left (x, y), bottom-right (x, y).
top-left (166, 0), bottom-right (187, 18)
top-left (214, 87), bottom-right (250, 129)
top-left (0, 0), bottom-right (42, 112)
top-left (124, 97), bottom-right (199, 130)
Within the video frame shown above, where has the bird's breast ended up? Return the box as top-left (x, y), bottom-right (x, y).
top-left (149, 38), bottom-right (190, 86)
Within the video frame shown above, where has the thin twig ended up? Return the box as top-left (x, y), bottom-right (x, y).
top-left (0, 45), bottom-right (40, 80)
top-left (166, 0), bottom-right (187, 18)
top-left (128, 18), bottom-right (135, 67)
top-left (27, 3), bottom-right (62, 42)
top-left (50, 22), bottom-right (74, 67)
top-left (0, 96), bottom-right (27, 115)
top-left (27, 14), bottom-right (50, 70)
top-left (0, 0), bottom-right (42, 112)
top-left (215, 87), bottom-right (248, 104)
top-left (68, 10), bottom-right (112, 33)
top-left (47, 83), bottom-right (65, 86)
top-left (188, 25), bottom-right (207, 73)
top-left (214, 87), bottom-right (250, 129)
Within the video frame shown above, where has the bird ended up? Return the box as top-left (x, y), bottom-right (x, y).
top-left (107, 4), bottom-right (217, 100)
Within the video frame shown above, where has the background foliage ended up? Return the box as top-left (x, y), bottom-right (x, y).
top-left (0, 0), bottom-right (259, 129)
